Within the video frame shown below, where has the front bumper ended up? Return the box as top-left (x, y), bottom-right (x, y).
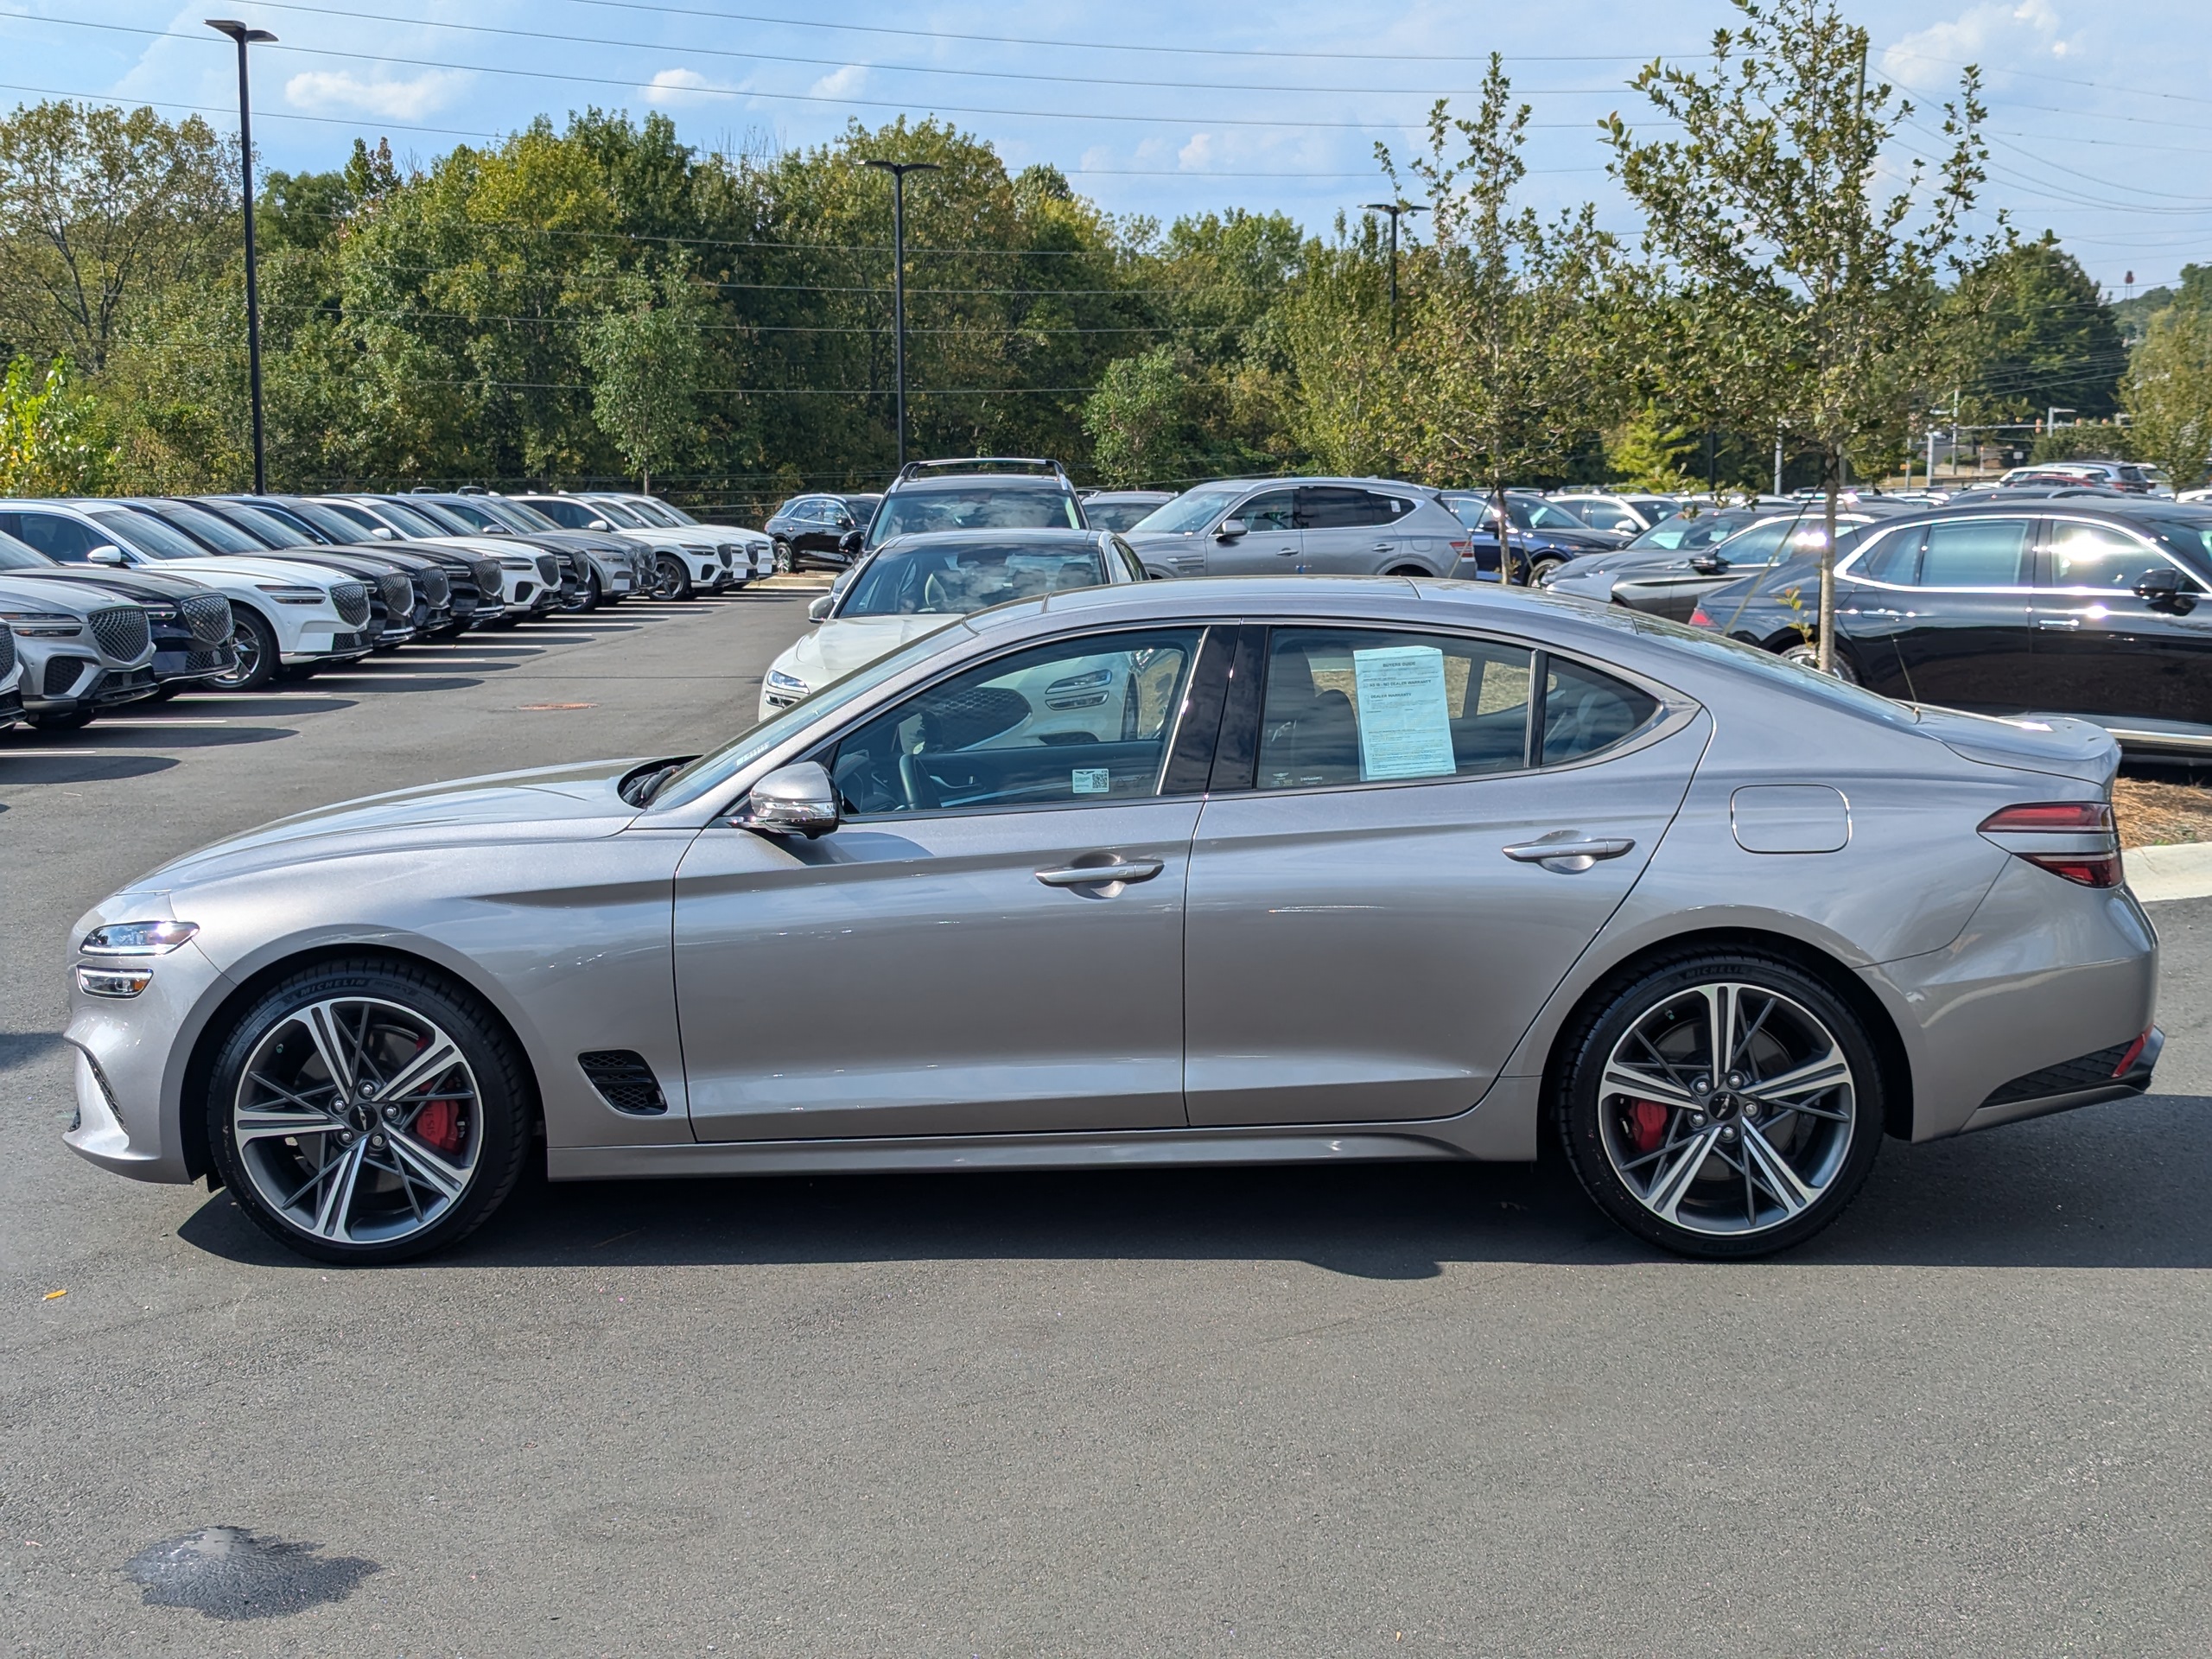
top-left (281, 629), bottom-right (373, 664)
top-left (152, 643), bottom-right (238, 685)
top-left (25, 660), bottom-right (159, 715)
top-left (63, 935), bottom-right (232, 1184)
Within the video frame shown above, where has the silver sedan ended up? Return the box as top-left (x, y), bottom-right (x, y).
top-left (63, 578), bottom-right (2160, 1262)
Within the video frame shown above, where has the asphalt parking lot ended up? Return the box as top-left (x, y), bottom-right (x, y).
top-left (5, 589), bottom-right (2212, 1657)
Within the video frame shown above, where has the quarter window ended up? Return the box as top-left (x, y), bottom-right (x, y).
top-left (825, 628), bottom-right (1203, 816)
top-left (1542, 658), bottom-right (1661, 765)
top-left (1916, 518), bottom-right (2030, 588)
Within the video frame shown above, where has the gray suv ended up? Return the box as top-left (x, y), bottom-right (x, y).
top-left (1123, 479), bottom-right (1468, 578)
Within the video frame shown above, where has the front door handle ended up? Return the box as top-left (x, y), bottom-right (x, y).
top-left (1503, 836), bottom-right (1636, 874)
top-left (1035, 858), bottom-right (1164, 888)
top-left (2036, 617), bottom-right (2081, 631)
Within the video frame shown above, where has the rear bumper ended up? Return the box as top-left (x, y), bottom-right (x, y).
top-left (1956, 1028), bottom-right (2163, 1135)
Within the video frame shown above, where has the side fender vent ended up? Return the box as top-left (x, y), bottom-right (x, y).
top-left (578, 1050), bottom-right (668, 1116)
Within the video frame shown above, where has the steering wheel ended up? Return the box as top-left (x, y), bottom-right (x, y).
top-left (898, 749), bottom-right (943, 810)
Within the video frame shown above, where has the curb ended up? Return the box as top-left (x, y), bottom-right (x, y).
top-left (2126, 841), bottom-right (2212, 904)
top-left (752, 574), bottom-right (834, 592)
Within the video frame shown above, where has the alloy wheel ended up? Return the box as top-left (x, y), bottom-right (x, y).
top-left (1779, 643), bottom-right (1859, 684)
top-left (212, 619), bottom-right (262, 690)
top-left (230, 996), bottom-right (482, 1247)
top-left (1597, 982), bottom-right (1857, 1238)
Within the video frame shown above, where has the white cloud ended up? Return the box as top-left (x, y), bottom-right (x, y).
top-left (807, 64), bottom-right (867, 101)
top-left (640, 67), bottom-right (741, 108)
top-left (1883, 1), bottom-right (2085, 90)
top-left (283, 68), bottom-right (467, 120)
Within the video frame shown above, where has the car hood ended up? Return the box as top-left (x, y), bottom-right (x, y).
top-left (784, 613), bottom-right (963, 686)
top-left (160, 554), bottom-right (355, 589)
top-left (0, 565), bottom-right (207, 601)
top-left (133, 759), bottom-right (647, 892)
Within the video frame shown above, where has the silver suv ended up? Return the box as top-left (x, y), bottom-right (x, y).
top-left (1122, 478), bottom-right (1469, 578)
top-left (853, 458), bottom-right (1088, 556)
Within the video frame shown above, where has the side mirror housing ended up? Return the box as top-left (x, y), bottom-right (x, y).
top-left (738, 761), bottom-right (840, 838)
top-left (588, 519), bottom-right (611, 531)
top-left (1689, 554), bottom-right (1727, 576)
top-left (1216, 518), bottom-right (1249, 542)
top-left (2135, 567), bottom-right (2184, 608)
top-left (834, 514), bottom-right (854, 530)
top-left (807, 594), bottom-right (834, 622)
top-left (87, 544), bottom-right (127, 566)
top-left (370, 526), bottom-right (394, 539)
top-left (838, 531), bottom-right (864, 556)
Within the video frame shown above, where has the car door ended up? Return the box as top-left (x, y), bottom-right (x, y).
top-left (2031, 515), bottom-right (2212, 726)
top-left (1878, 516), bottom-right (2037, 709)
top-left (1204, 488), bottom-right (1301, 575)
top-left (1183, 624), bottom-right (1704, 1128)
top-left (1296, 486), bottom-right (1405, 573)
top-left (673, 624), bottom-right (1230, 1141)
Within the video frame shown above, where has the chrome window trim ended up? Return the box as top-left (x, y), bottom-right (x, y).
top-left (1835, 517), bottom-right (2037, 595)
top-left (2042, 513), bottom-right (2209, 594)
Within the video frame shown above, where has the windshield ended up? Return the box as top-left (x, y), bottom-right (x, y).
top-left (869, 486), bottom-right (1082, 546)
top-left (587, 499), bottom-right (649, 527)
top-left (217, 501), bottom-right (315, 546)
top-left (1628, 512), bottom-right (1753, 551)
top-left (495, 499), bottom-right (563, 532)
top-left (0, 531), bottom-right (51, 569)
top-left (1132, 487), bottom-right (1244, 537)
top-left (652, 626), bottom-right (974, 810)
top-left (85, 506), bottom-right (208, 561)
top-left (839, 539), bottom-right (1109, 617)
top-left (621, 498), bottom-right (688, 526)
top-left (1083, 499), bottom-right (1166, 532)
top-left (361, 499), bottom-right (446, 537)
top-left (423, 499), bottom-right (505, 533)
top-left (518, 498), bottom-right (600, 530)
top-left (401, 499), bottom-right (473, 534)
top-left (150, 501), bottom-right (265, 553)
top-left (273, 499), bottom-right (366, 542)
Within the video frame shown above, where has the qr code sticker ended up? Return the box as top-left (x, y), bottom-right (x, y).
top-left (1072, 767), bottom-right (1110, 794)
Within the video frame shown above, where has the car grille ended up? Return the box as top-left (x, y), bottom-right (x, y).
top-left (185, 646), bottom-right (228, 671)
top-left (378, 572), bottom-right (414, 615)
top-left (418, 567), bottom-right (451, 607)
top-left (536, 555), bottom-right (559, 583)
top-left (469, 559), bottom-right (502, 604)
top-left (44, 656), bottom-right (86, 696)
top-left (717, 545), bottom-right (735, 566)
top-left (333, 582), bottom-right (371, 626)
top-left (0, 624), bottom-right (15, 677)
top-left (89, 606), bottom-right (149, 663)
top-left (180, 592), bottom-right (232, 645)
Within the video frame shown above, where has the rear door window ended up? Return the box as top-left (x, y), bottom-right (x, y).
top-left (1916, 518), bottom-right (2031, 588)
top-left (1255, 628), bottom-right (1535, 788)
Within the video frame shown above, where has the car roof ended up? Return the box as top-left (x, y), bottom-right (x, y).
top-left (886, 473), bottom-right (1076, 494)
top-left (874, 528), bottom-right (1111, 551)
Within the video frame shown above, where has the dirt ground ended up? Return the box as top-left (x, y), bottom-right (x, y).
top-left (2115, 770), bottom-right (2212, 848)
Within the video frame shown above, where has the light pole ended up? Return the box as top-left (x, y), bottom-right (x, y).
top-left (863, 159), bottom-right (938, 470)
top-left (1360, 200), bottom-right (1427, 342)
top-left (207, 18), bottom-right (276, 495)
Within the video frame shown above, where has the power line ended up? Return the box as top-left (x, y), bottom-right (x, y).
top-left (16, 19), bottom-right (1661, 131)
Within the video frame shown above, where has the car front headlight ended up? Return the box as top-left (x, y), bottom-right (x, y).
top-left (254, 583), bottom-right (325, 605)
top-left (79, 920), bottom-right (199, 957)
top-left (765, 668), bottom-right (810, 696)
top-left (0, 609), bottom-right (83, 637)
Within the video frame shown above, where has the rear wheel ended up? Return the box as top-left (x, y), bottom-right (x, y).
top-left (207, 959), bottom-right (532, 1265)
top-left (1778, 641), bottom-right (1859, 684)
top-left (1554, 950), bottom-right (1884, 1259)
top-left (772, 539), bottom-right (794, 575)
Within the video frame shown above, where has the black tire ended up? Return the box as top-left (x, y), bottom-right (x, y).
top-left (772, 539), bottom-right (794, 575)
top-left (1529, 556), bottom-right (1567, 586)
top-left (1384, 564), bottom-right (1427, 578)
top-left (28, 706), bottom-right (95, 730)
top-left (207, 957), bottom-right (533, 1265)
top-left (211, 608), bottom-right (280, 691)
top-left (581, 569), bottom-right (603, 612)
top-left (655, 553), bottom-right (692, 600)
top-left (1554, 949), bottom-right (1884, 1260)
top-left (1777, 639), bottom-right (1860, 684)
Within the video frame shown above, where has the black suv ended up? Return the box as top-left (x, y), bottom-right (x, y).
top-left (846, 459), bottom-right (1086, 560)
top-left (1694, 499), bottom-right (2212, 755)
top-left (763, 493), bottom-right (883, 572)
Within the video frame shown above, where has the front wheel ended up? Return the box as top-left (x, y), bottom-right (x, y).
top-left (1778, 641), bottom-right (1859, 684)
top-left (581, 569), bottom-right (603, 612)
top-left (1554, 951), bottom-right (1884, 1259)
top-left (207, 958), bottom-right (532, 1264)
top-left (210, 610), bottom-right (279, 691)
top-left (654, 554), bottom-right (691, 600)
top-left (1529, 556), bottom-right (1567, 587)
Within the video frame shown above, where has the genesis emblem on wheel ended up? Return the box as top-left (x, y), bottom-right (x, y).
top-left (1557, 953), bottom-right (1885, 1258)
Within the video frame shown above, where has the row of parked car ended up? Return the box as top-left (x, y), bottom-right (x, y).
top-left (0, 491), bottom-right (772, 731)
top-left (753, 459), bottom-right (2212, 760)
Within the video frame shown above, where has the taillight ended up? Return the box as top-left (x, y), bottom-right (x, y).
top-left (1977, 801), bottom-right (2124, 888)
top-left (1688, 605), bottom-right (1714, 627)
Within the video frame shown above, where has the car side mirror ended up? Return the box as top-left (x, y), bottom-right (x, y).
top-left (834, 514), bottom-right (854, 530)
top-left (838, 531), bottom-right (863, 556)
top-left (1689, 554), bottom-right (1727, 576)
top-left (1216, 518), bottom-right (1249, 541)
top-left (588, 519), bottom-right (611, 531)
top-left (87, 544), bottom-right (127, 566)
top-left (738, 761), bottom-right (840, 837)
top-left (370, 526), bottom-right (394, 539)
top-left (2134, 568), bottom-right (2187, 610)
top-left (807, 594), bottom-right (833, 622)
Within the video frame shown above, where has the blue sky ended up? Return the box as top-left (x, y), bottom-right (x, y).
top-left (5, 0), bottom-right (2208, 290)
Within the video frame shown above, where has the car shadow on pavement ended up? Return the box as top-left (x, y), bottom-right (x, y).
top-left (174, 1090), bottom-right (2212, 1278)
top-left (0, 753), bottom-right (180, 785)
top-left (299, 675), bottom-right (485, 694)
top-left (55, 725), bottom-right (297, 750)
top-left (160, 696), bottom-right (358, 717)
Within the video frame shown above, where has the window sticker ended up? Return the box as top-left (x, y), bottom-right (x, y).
top-left (1072, 767), bottom-right (1110, 794)
top-left (1351, 645), bottom-right (1456, 780)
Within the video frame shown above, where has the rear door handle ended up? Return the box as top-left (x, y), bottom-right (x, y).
top-left (1503, 836), bottom-right (1636, 874)
top-left (1035, 858), bottom-right (1164, 888)
top-left (2036, 617), bottom-right (2081, 631)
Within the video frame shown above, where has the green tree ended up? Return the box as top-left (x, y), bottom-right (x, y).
top-left (1608, 402), bottom-right (1698, 488)
top-left (1082, 342), bottom-right (1189, 486)
top-left (578, 265), bottom-right (706, 491)
top-left (2030, 419), bottom-right (2133, 463)
top-left (0, 101), bottom-right (233, 372)
top-left (2124, 303), bottom-right (2212, 488)
top-left (1951, 233), bottom-right (2126, 424)
top-left (1605, 0), bottom-right (1993, 667)
top-left (0, 355), bottom-right (110, 493)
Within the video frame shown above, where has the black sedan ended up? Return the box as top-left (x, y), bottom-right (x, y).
top-left (1691, 499), bottom-right (2212, 755)
top-left (765, 493), bottom-right (883, 572)
top-left (1544, 505), bottom-right (1909, 620)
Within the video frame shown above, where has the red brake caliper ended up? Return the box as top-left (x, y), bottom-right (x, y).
top-left (1626, 1099), bottom-right (1669, 1154)
top-left (403, 1033), bottom-right (465, 1155)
